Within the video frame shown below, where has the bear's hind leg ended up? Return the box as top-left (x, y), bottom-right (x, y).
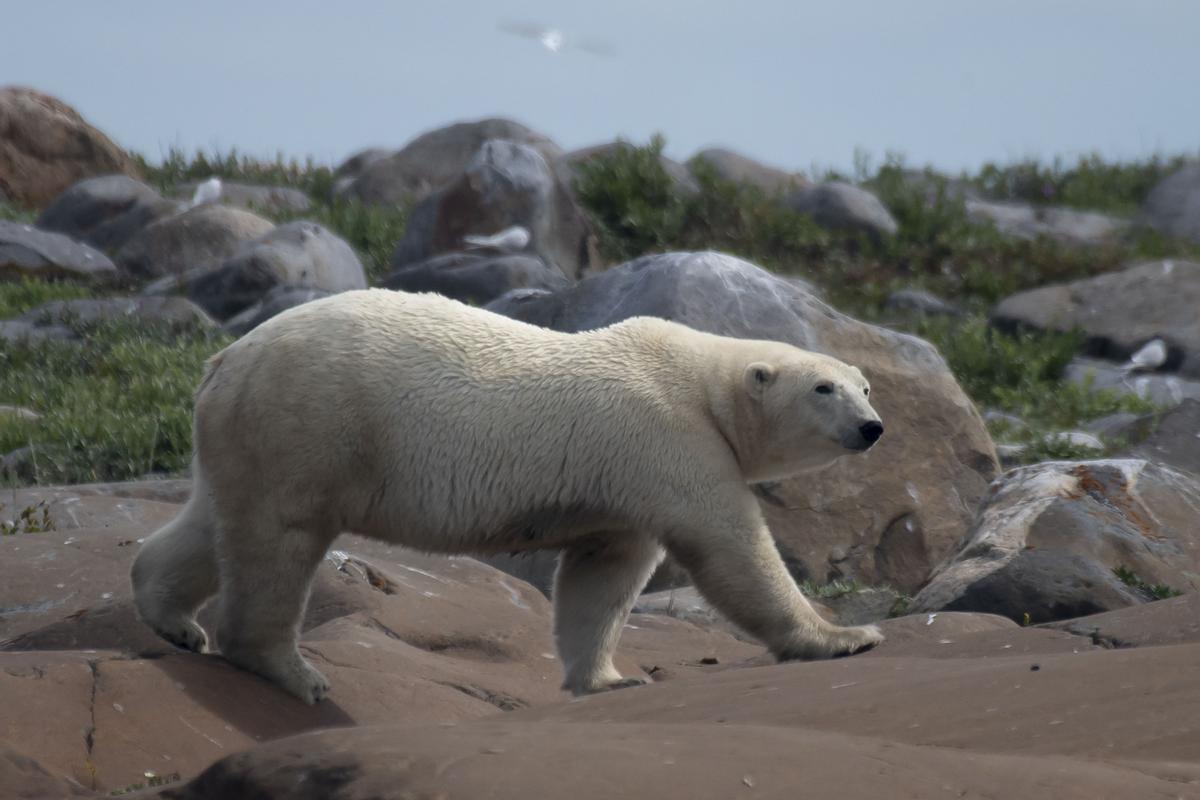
top-left (214, 512), bottom-right (336, 704)
top-left (131, 484), bottom-right (219, 653)
top-left (553, 534), bottom-right (663, 695)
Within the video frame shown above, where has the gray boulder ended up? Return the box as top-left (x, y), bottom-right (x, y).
top-left (17, 296), bottom-right (215, 332)
top-left (331, 147), bottom-right (391, 197)
top-left (392, 139), bottom-right (600, 280)
top-left (184, 221), bottom-right (366, 320)
top-left (690, 147), bottom-right (805, 194)
top-left (35, 175), bottom-right (181, 252)
top-left (965, 200), bottom-right (1129, 245)
top-left (489, 251), bottom-right (997, 594)
top-left (1120, 399), bottom-right (1200, 477)
top-left (992, 259), bottom-right (1200, 377)
top-left (336, 118), bottom-right (563, 205)
top-left (383, 251), bottom-right (570, 306)
top-left (1140, 163), bottom-right (1200, 244)
top-left (115, 204), bottom-right (275, 283)
top-left (221, 286), bottom-right (332, 336)
top-left (912, 460), bottom-right (1200, 623)
top-left (0, 220), bottom-right (116, 282)
top-left (174, 180), bottom-right (311, 214)
top-left (783, 182), bottom-right (898, 238)
top-left (1066, 357), bottom-right (1200, 408)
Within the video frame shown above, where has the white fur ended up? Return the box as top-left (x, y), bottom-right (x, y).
top-left (131, 289), bottom-right (885, 703)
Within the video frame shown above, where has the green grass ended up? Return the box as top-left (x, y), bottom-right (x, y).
top-left (0, 318), bottom-right (228, 486)
top-left (0, 200), bottom-right (36, 223)
top-left (0, 278), bottom-right (95, 319)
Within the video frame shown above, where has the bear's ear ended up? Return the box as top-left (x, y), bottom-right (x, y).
top-left (744, 362), bottom-right (776, 397)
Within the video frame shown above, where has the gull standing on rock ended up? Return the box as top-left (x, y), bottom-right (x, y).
top-left (190, 177), bottom-right (223, 208)
top-left (462, 225), bottom-right (531, 253)
top-left (1122, 338), bottom-right (1168, 373)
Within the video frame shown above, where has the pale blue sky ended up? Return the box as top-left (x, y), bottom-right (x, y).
top-left (5, 1), bottom-right (1197, 174)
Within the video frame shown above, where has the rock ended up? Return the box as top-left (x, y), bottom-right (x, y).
top-left (221, 286), bottom-right (332, 336)
top-left (0, 87), bottom-right (138, 210)
top-left (782, 182), bottom-right (898, 238)
top-left (1140, 163), bottom-right (1200, 244)
top-left (1120, 399), bottom-right (1200, 477)
top-left (1084, 411), bottom-right (1148, 440)
top-left (174, 180), bottom-right (311, 213)
top-left (0, 320), bottom-right (74, 344)
top-left (337, 118), bottom-right (563, 205)
top-left (886, 168), bottom-right (982, 207)
top-left (983, 409), bottom-right (1028, 431)
top-left (818, 585), bottom-right (908, 626)
top-left (633, 586), bottom-right (741, 636)
top-left (1042, 591), bottom-right (1200, 649)
top-left (17, 296), bottom-right (215, 333)
top-left (184, 221), bottom-right (366, 320)
top-left (0, 220), bottom-right (116, 281)
top-left (992, 260), bottom-right (1200, 376)
top-left (965, 200), bottom-right (1129, 245)
top-left (35, 174), bottom-right (181, 252)
top-left (490, 251), bottom-right (997, 593)
top-left (392, 139), bottom-right (600, 280)
top-left (115, 203), bottom-right (275, 283)
top-left (383, 251), bottom-right (571, 306)
top-left (690, 147), bottom-right (805, 193)
top-left (560, 141), bottom-right (699, 195)
top-left (0, 484), bottom-right (756, 795)
top-left (1066, 357), bottom-right (1200, 407)
top-left (330, 147), bottom-right (391, 197)
top-left (884, 288), bottom-right (963, 317)
top-left (912, 459), bottom-right (1200, 623)
top-left (0, 445), bottom-right (44, 483)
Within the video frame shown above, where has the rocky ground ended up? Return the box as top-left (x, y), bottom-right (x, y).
top-left (4, 87), bottom-right (1200, 797)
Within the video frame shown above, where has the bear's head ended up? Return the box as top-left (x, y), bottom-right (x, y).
top-left (736, 348), bottom-right (883, 482)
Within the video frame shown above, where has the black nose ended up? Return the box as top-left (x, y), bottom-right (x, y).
top-left (860, 421), bottom-right (884, 444)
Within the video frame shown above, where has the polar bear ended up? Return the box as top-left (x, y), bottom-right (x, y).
top-left (131, 288), bottom-right (885, 703)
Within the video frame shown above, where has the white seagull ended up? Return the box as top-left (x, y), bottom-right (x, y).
top-left (498, 21), bottom-right (615, 57)
top-left (190, 176), bottom-right (223, 208)
top-left (1123, 338), bottom-right (1168, 373)
top-left (463, 225), bottom-right (532, 253)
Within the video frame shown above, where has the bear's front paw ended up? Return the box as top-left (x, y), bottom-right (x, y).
top-left (828, 623), bottom-right (884, 658)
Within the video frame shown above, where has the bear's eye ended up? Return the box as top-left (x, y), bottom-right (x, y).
top-left (814, 384), bottom-right (833, 395)
top-left (863, 387), bottom-right (870, 396)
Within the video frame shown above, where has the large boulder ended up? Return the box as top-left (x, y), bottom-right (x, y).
top-left (115, 203), bottom-right (275, 283)
top-left (35, 174), bottom-right (181, 252)
top-left (1120, 399), bottom-right (1200, 476)
top-left (0, 87), bottom-right (138, 210)
top-left (383, 251), bottom-right (570, 306)
top-left (782, 182), bottom-right (898, 238)
top-left (992, 259), bottom-right (1200, 377)
top-left (336, 118), bottom-right (563, 205)
top-left (1065, 357), bottom-right (1200, 408)
top-left (1140, 163), bottom-right (1200, 244)
top-left (965, 199), bottom-right (1129, 245)
top-left (0, 483), bottom-right (757, 795)
top-left (912, 459), bottom-right (1200, 623)
top-left (0, 220), bottom-right (116, 282)
top-left (184, 221), bottom-right (366, 320)
top-left (392, 139), bottom-right (600, 280)
top-left (489, 251), bottom-right (998, 593)
top-left (15, 295), bottom-right (215, 333)
top-left (330, 147), bottom-right (390, 197)
top-left (691, 147), bottom-right (805, 193)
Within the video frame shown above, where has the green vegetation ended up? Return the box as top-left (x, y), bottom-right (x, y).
top-left (0, 318), bottom-right (228, 486)
top-left (0, 200), bottom-right (36, 223)
top-left (1112, 565), bottom-right (1183, 601)
top-left (0, 278), bottom-right (93, 319)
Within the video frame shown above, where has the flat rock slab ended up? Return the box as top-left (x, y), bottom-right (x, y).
top-left (156, 719), bottom-right (1184, 800)
top-left (1042, 592), bottom-right (1200, 649)
top-left (0, 220), bottom-right (116, 281)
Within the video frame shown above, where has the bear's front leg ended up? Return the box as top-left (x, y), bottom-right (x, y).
top-left (553, 534), bottom-right (664, 695)
top-left (665, 500), bottom-right (883, 662)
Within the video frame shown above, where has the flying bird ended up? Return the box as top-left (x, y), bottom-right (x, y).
top-left (463, 225), bottom-right (532, 253)
top-left (498, 21), bottom-right (615, 57)
top-left (190, 176), bottom-right (223, 208)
